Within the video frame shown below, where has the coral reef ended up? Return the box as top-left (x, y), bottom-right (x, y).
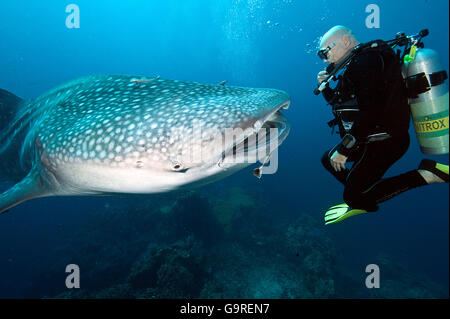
top-left (128, 237), bottom-right (205, 298)
top-left (21, 186), bottom-right (447, 299)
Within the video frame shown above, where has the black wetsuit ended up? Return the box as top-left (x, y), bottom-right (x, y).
top-left (321, 42), bottom-right (427, 211)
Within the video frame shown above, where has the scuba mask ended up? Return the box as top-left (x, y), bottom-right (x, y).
top-left (318, 42), bottom-right (336, 61)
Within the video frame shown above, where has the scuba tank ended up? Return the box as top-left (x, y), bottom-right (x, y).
top-left (404, 48), bottom-right (449, 155)
top-left (386, 29), bottom-right (448, 155)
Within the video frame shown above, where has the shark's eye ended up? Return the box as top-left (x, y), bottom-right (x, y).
top-left (171, 162), bottom-right (189, 173)
top-left (172, 162), bottom-right (185, 171)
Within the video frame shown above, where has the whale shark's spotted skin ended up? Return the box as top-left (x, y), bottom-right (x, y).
top-left (0, 74), bottom-right (290, 213)
top-left (29, 75), bottom-right (286, 167)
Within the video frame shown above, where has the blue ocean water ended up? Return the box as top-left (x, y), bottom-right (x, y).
top-left (0, 0), bottom-right (448, 298)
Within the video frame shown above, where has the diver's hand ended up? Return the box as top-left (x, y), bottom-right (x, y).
top-left (330, 150), bottom-right (348, 172)
top-left (317, 70), bottom-right (328, 85)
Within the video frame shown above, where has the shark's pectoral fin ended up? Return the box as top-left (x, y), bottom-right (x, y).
top-left (0, 168), bottom-right (48, 214)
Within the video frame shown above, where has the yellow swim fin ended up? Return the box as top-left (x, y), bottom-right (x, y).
top-left (324, 203), bottom-right (368, 225)
top-left (419, 159), bottom-right (449, 183)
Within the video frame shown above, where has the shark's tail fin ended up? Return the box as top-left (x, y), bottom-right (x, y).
top-left (0, 89), bottom-right (29, 182)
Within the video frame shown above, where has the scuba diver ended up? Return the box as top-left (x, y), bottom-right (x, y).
top-left (315, 25), bottom-right (449, 225)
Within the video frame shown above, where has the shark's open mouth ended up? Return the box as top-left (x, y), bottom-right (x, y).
top-left (220, 100), bottom-right (291, 165)
top-left (239, 110), bottom-right (290, 153)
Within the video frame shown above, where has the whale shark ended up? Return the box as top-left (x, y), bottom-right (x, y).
top-left (0, 74), bottom-right (290, 214)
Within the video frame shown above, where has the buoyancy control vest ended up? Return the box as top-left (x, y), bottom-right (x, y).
top-left (326, 40), bottom-right (409, 140)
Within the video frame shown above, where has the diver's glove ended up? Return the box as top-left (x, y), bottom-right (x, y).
top-left (324, 203), bottom-right (368, 225)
